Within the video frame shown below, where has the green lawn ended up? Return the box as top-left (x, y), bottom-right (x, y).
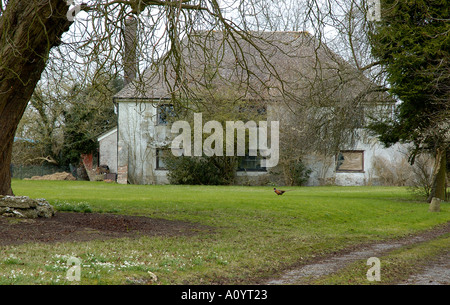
top-left (1, 180), bottom-right (448, 284)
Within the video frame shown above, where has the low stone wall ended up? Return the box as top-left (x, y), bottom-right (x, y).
top-left (0, 196), bottom-right (55, 218)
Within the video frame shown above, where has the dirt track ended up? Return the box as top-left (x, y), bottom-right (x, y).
top-left (399, 251), bottom-right (450, 285)
top-left (266, 222), bottom-right (450, 285)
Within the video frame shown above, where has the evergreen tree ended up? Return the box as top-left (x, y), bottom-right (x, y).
top-left (61, 77), bottom-right (122, 166)
top-left (368, 0), bottom-right (449, 200)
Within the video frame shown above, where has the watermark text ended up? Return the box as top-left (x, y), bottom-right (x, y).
top-left (366, 257), bottom-right (381, 281)
top-left (171, 113), bottom-right (279, 168)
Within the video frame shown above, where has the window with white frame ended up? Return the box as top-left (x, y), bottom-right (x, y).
top-left (156, 148), bottom-right (168, 170)
top-left (157, 104), bottom-right (175, 125)
top-left (238, 155), bottom-right (266, 172)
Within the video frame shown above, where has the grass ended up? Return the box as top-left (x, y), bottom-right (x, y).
top-left (52, 201), bottom-right (93, 213)
top-left (1, 179), bottom-right (448, 285)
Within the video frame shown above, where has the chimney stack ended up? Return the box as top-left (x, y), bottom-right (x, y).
top-left (123, 17), bottom-right (137, 86)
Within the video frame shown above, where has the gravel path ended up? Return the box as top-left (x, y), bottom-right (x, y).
top-left (266, 223), bottom-right (450, 285)
top-left (399, 251), bottom-right (450, 285)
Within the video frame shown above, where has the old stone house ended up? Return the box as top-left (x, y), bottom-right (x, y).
top-left (99, 30), bottom-right (408, 186)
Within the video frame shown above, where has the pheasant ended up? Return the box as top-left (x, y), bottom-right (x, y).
top-left (273, 188), bottom-right (286, 195)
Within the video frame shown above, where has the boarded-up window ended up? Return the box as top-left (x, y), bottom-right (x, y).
top-left (336, 151), bottom-right (364, 172)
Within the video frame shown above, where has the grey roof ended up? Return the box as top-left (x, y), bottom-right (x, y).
top-left (114, 31), bottom-right (387, 104)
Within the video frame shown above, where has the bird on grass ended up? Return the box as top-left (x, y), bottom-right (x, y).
top-left (273, 187), bottom-right (292, 195)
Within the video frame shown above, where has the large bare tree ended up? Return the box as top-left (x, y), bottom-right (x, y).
top-left (0, 0), bottom-right (277, 195)
top-left (1, 0), bottom-right (393, 195)
top-left (0, 0), bottom-right (72, 195)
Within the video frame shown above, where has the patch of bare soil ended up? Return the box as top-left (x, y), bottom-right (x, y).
top-left (0, 212), bottom-right (212, 246)
top-left (265, 222), bottom-right (450, 285)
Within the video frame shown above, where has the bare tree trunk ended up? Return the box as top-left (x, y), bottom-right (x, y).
top-left (0, 0), bottom-right (71, 195)
top-left (427, 147), bottom-right (447, 202)
top-left (0, 100), bottom-right (29, 195)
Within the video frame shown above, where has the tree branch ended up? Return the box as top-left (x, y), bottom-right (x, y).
top-left (359, 61), bottom-right (381, 72)
top-left (82, 0), bottom-right (209, 15)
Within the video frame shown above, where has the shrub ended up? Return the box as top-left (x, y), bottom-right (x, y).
top-left (371, 155), bottom-right (412, 186)
top-left (281, 158), bottom-right (312, 186)
top-left (371, 154), bottom-right (436, 199)
top-left (164, 155), bottom-right (238, 185)
top-left (408, 154), bottom-right (434, 199)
